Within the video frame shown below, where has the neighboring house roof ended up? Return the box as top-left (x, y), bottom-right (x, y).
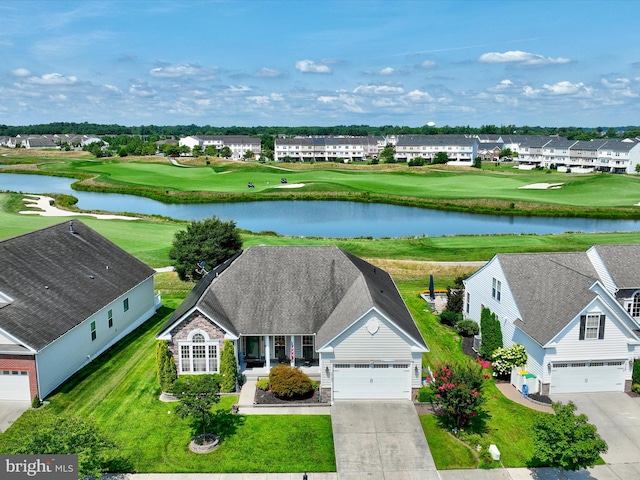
top-left (0, 221), bottom-right (155, 351)
top-left (590, 244), bottom-right (640, 289)
top-left (497, 252), bottom-right (600, 345)
top-left (159, 246), bottom-right (426, 349)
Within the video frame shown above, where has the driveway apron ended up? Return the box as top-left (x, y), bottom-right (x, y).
top-left (552, 392), bottom-right (640, 465)
top-left (0, 401), bottom-right (30, 433)
top-left (331, 400), bottom-right (439, 480)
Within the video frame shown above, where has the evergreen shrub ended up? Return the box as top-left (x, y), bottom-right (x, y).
top-left (268, 363), bottom-right (313, 399)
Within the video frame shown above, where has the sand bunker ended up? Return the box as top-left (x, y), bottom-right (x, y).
top-left (519, 183), bottom-right (564, 190)
top-left (20, 195), bottom-right (139, 220)
top-left (274, 183), bottom-right (305, 189)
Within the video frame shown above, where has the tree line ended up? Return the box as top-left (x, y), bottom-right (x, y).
top-left (2, 122), bottom-right (640, 141)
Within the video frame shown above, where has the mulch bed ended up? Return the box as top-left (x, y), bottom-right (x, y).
top-left (528, 392), bottom-right (552, 405)
top-left (254, 388), bottom-right (322, 405)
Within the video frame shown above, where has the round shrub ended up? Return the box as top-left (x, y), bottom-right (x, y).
top-left (268, 363), bottom-right (314, 400)
top-left (456, 320), bottom-right (480, 337)
top-left (417, 385), bottom-right (436, 403)
top-left (439, 309), bottom-right (461, 326)
top-left (632, 383), bottom-right (640, 394)
top-left (256, 377), bottom-right (269, 391)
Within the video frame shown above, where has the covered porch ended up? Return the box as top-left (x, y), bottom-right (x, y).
top-left (238, 334), bottom-right (320, 379)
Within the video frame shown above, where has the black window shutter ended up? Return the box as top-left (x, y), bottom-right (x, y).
top-left (598, 314), bottom-right (606, 339)
top-left (579, 315), bottom-right (586, 340)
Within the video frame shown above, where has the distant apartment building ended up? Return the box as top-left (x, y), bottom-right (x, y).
top-left (394, 135), bottom-right (478, 163)
top-left (274, 136), bottom-right (384, 162)
top-left (179, 135), bottom-right (261, 160)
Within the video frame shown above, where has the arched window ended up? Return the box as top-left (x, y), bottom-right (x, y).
top-left (179, 330), bottom-right (219, 374)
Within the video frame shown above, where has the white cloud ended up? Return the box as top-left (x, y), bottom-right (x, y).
top-left (601, 77), bottom-right (630, 89)
top-left (479, 50), bottom-right (570, 66)
top-left (404, 89), bottom-right (434, 102)
top-left (522, 85), bottom-right (541, 97)
top-left (247, 95), bottom-right (270, 105)
top-left (353, 84), bottom-right (404, 95)
top-left (49, 94), bottom-right (67, 101)
top-left (270, 93), bottom-right (284, 101)
top-left (27, 73), bottom-right (77, 85)
top-left (103, 84), bottom-right (122, 94)
top-left (542, 81), bottom-right (585, 95)
top-left (295, 59), bottom-right (332, 74)
top-left (129, 83), bottom-right (156, 97)
top-left (488, 79), bottom-right (514, 92)
top-left (226, 85), bottom-right (251, 93)
top-left (11, 68), bottom-right (30, 77)
top-left (317, 95), bottom-right (338, 104)
top-left (254, 67), bottom-right (282, 78)
top-left (149, 64), bottom-right (206, 78)
top-left (419, 60), bottom-right (437, 69)
top-left (378, 67), bottom-right (395, 75)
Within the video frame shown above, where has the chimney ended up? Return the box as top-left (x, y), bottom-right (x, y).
top-left (69, 220), bottom-right (75, 234)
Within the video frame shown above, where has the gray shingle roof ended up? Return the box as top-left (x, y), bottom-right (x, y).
top-left (160, 246), bottom-right (426, 349)
top-left (591, 244), bottom-right (640, 289)
top-left (0, 221), bottom-right (155, 351)
top-left (498, 252), bottom-right (599, 345)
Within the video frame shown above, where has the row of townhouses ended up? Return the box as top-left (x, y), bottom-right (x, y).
top-left (3, 132), bottom-right (639, 173)
top-left (0, 134), bottom-right (104, 149)
top-left (178, 135), bottom-right (261, 160)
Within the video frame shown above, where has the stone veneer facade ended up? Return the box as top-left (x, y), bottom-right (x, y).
top-left (167, 311), bottom-right (228, 371)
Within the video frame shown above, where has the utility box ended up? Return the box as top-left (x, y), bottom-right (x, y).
top-left (488, 444), bottom-right (500, 461)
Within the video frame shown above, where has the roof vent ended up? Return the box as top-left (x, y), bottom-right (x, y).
top-left (69, 220), bottom-right (75, 234)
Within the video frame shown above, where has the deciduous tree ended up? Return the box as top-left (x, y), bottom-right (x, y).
top-left (532, 401), bottom-right (607, 476)
top-left (169, 216), bottom-right (243, 282)
top-left (173, 374), bottom-right (221, 436)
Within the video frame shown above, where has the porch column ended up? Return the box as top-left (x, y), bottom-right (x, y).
top-left (265, 335), bottom-right (271, 369)
top-left (290, 335), bottom-right (295, 367)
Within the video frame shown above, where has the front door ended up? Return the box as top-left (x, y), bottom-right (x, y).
top-left (246, 336), bottom-right (260, 359)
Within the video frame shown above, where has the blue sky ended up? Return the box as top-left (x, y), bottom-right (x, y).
top-left (2, 0), bottom-right (639, 128)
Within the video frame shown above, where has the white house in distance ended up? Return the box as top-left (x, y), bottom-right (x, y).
top-left (179, 135), bottom-right (261, 160)
top-left (394, 135), bottom-right (478, 164)
top-left (463, 245), bottom-right (640, 395)
top-left (0, 221), bottom-right (160, 401)
top-left (157, 246), bottom-right (428, 402)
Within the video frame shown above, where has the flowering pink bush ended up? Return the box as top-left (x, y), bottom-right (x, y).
top-left (430, 360), bottom-right (487, 430)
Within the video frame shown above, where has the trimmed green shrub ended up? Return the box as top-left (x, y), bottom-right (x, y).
top-left (479, 307), bottom-right (503, 360)
top-left (633, 359), bottom-right (640, 385)
top-left (219, 339), bottom-right (238, 393)
top-left (417, 385), bottom-right (436, 403)
top-left (456, 319), bottom-right (480, 337)
top-left (31, 395), bottom-right (42, 409)
top-left (445, 275), bottom-right (468, 313)
top-left (156, 340), bottom-right (177, 393)
top-left (440, 309), bottom-right (461, 326)
top-left (631, 383), bottom-right (640, 394)
top-left (256, 378), bottom-right (269, 391)
top-left (268, 363), bottom-right (313, 399)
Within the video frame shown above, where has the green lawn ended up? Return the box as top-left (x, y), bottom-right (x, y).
top-left (420, 414), bottom-right (477, 469)
top-left (20, 290), bottom-right (335, 473)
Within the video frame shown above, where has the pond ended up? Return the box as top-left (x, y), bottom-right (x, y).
top-left (1, 172), bottom-right (639, 238)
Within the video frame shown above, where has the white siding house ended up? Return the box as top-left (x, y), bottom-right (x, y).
top-left (464, 246), bottom-right (640, 395)
top-left (157, 246), bottom-right (428, 402)
top-left (0, 221), bottom-right (159, 401)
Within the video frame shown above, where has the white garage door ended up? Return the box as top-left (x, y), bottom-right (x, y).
top-left (0, 370), bottom-right (31, 401)
top-left (332, 362), bottom-right (411, 400)
top-left (550, 361), bottom-right (625, 394)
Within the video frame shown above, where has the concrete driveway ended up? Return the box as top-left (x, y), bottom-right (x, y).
top-left (331, 400), bottom-right (438, 480)
top-left (552, 392), bottom-right (640, 465)
top-left (0, 401), bottom-right (30, 432)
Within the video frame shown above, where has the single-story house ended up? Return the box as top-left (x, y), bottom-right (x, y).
top-left (463, 245), bottom-right (640, 395)
top-left (0, 220), bottom-right (160, 402)
top-left (157, 246), bottom-right (428, 402)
